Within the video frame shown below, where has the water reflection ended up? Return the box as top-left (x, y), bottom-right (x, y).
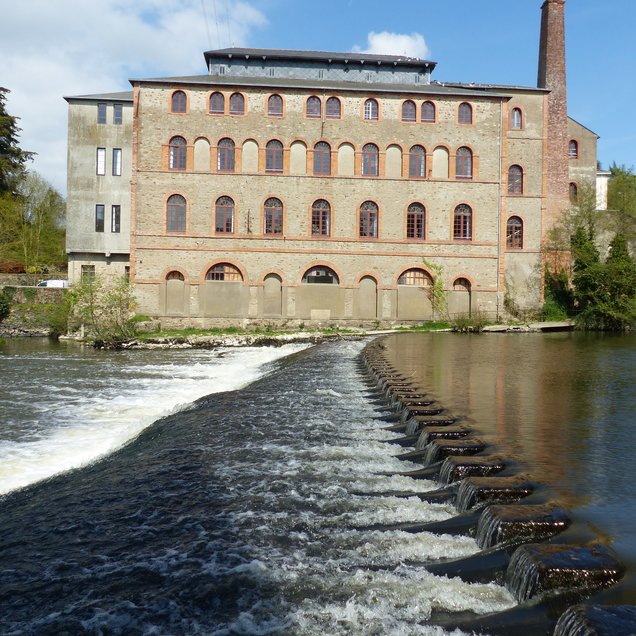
top-left (383, 331), bottom-right (636, 565)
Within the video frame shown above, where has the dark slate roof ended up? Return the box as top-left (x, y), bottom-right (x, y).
top-left (129, 74), bottom-right (515, 99)
top-left (204, 47), bottom-right (436, 69)
top-left (63, 90), bottom-right (133, 103)
top-left (443, 81), bottom-right (548, 93)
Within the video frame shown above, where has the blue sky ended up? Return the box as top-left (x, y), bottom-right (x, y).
top-left (1, 0), bottom-right (634, 194)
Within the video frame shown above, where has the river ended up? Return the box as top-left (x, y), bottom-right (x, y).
top-left (0, 333), bottom-right (634, 634)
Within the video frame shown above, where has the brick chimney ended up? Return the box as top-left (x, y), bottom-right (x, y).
top-left (538, 0), bottom-right (569, 230)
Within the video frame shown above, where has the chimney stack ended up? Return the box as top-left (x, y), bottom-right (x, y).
top-left (538, 0), bottom-right (569, 229)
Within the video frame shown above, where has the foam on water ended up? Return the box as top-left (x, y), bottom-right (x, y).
top-left (0, 344), bottom-right (309, 495)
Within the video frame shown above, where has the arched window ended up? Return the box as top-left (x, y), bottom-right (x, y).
top-left (311, 199), bottom-right (331, 236)
top-left (407, 203), bottom-right (426, 239)
top-left (302, 266), bottom-right (339, 284)
top-left (453, 277), bottom-right (471, 291)
top-left (217, 138), bottom-right (235, 172)
top-left (508, 164), bottom-right (523, 194)
top-left (362, 143), bottom-right (379, 176)
top-left (511, 108), bottom-right (523, 130)
top-left (229, 92), bottom-right (245, 115)
top-left (306, 96), bottom-right (321, 118)
top-left (266, 140), bottom-right (284, 173)
top-left (169, 136), bottom-right (187, 170)
top-left (454, 204), bottom-right (472, 240)
top-left (568, 139), bottom-right (579, 159)
top-left (364, 98), bottom-right (378, 121)
top-left (326, 96), bottom-right (341, 119)
top-left (409, 145), bottom-right (426, 178)
top-left (458, 102), bottom-right (473, 124)
top-left (215, 196), bottom-right (234, 234)
top-left (456, 146), bottom-right (473, 179)
top-left (166, 271), bottom-right (185, 281)
top-left (166, 194), bottom-right (186, 233)
top-left (268, 94), bottom-right (283, 117)
top-left (313, 141), bottom-right (331, 175)
top-left (209, 91), bottom-right (224, 114)
top-left (401, 100), bottom-right (416, 122)
top-left (359, 200), bottom-right (378, 238)
top-left (264, 197), bottom-right (283, 235)
top-left (398, 268), bottom-right (432, 286)
top-left (506, 216), bottom-right (523, 249)
top-left (171, 90), bottom-right (186, 113)
top-left (206, 263), bottom-right (243, 281)
top-left (422, 101), bottom-right (436, 123)
top-left (569, 182), bottom-right (578, 203)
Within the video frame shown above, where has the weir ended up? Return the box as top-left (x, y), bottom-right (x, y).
top-left (361, 337), bottom-right (636, 635)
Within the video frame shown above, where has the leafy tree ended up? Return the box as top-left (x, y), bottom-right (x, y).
top-left (573, 232), bottom-right (636, 331)
top-left (0, 172), bottom-right (66, 275)
top-left (0, 87), bottom-right (34, 196)
top-left (606, 164), bottom-right (636, 251)
top-left (68, 275), bottom-right (138, 345)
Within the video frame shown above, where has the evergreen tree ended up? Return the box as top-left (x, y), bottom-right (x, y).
top-left (0, 87), bottom-right (34, 196)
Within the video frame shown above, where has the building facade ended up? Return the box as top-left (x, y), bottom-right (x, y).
top-left (66, 0), bottom-right (598, 326)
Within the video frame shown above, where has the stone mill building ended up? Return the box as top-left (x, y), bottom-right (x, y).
top-left (64, 0), bottom-right (597, 327)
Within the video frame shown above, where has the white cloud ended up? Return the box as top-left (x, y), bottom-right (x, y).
top-left (0, 0), bottom-right (267, 195)
top-left (356, 31), bottom-right (431, 60)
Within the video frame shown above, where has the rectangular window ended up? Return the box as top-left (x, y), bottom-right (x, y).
top-left (95, 205), bottom-right (105, 232)
top-left (111, 205), bottom-right (121, 233)
top-left (97, 103), bottom-right (107, 124)
top-left (113, 103), bottom-right (123, 124)
top-left (124, 266), bottom-right (130, 281)
top-left (96, 147), bottom-right (106, 175)
top-left (112, 148), bottom-right (122, 176)
top-left (81, 264), bottom-right (96, 283)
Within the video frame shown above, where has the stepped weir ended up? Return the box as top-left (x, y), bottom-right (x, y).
top-left (359, 337), bottom-right (635, 635)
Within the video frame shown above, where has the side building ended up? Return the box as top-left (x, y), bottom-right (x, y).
top-left (64, 92), bottom-right (133, 283)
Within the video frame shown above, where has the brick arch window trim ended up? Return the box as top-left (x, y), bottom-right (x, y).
top-left (206, 263), bottom-right (243, 281)
top-left (209, 91), bottom-right (225, 114)
top-left (306, 95), bottom-right (322, 119)
top-left (359, 200), bottom-right (379, 238)
top-left (326, 96), bottom-right (341, 119)
top-left (453, 277), bottom-right (471, 291)
top-left (568, 139), bottom-right (579, 159)
top-left (456, 146), bottom-right (473, 179)
top-left (569, 181), bottom-right (579, 203)
top-left (302, 265), bottom-right (339, 285)
top-left (264, 197), bottom-right (283, 235)
top-left (229, 92), bottom-right (245, 115)
top-left (311, 199), bottom-right (331, 236)
top-left (422, 100), bottom-right (436, 123)
top-left (166, 194), bottom-right (186, 233)
top-left (171, 90), bottom-right (187, 113)
top-left (268, 94), bottom-right (283, 117)
top-left (313, 141), bottom-right (331, 175)
top-left (409, 145), bottom-right (426, 178)
top-left (364, 98), bottom-right (379, 121)
top-left (398, 268), bottom-right (432, 286)
top-left (265, 140), bottom-right (284, 173)
top-left (215, 196), bottom-right (235, 234)
top-left (217, 137), bottom-right (235, 172)
top-left (362, 143), bottom-right (379, 176)
top-left (508, 164), bottom-right (524, 194)
top-left (168, 136), bottom-right (187, 171)
top-left (506, 215), bottom-right (523, 249)
top-left (454, 203), bottom-right (472, 240)
top-left (407, 202), bottom-right (426, 239)
top-left (458, 101), bottom-right (473, 125)
top-left (401, 99), bottom-right (416, 122)
top-left (166, 270), bottom-right (185, 281)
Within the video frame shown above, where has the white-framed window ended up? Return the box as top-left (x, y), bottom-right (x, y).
top-left (112, 148), bottom-right (122, 176)
top-left (111, 205), bottom-right (121, 233)
top-left (95, 204), bottom-right (105, 232)
top-left (96, 148), bottom-right (106, 176)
